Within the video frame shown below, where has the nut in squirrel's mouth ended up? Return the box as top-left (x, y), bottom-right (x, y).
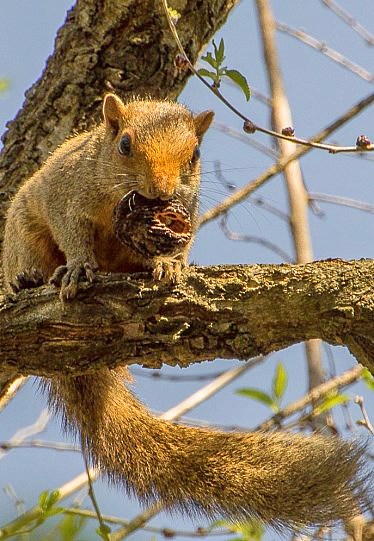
top-left (113, 191), bottom-right (192, 257)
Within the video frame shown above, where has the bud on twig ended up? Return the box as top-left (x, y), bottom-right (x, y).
top-left (282, 126), bottom-right (295, 137)
top-left (243, 120), bottom-right (256, 134)
top-left (356, 134), bottom-right (371, 148)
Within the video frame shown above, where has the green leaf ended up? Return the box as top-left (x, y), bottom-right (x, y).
top-left (201, 51), bottom-right (218, 69)
top-left (197, 68), bottom-right (217, 81)
top-left (54, 511), bottom-right (88, 541)
top-left (224, 69), bottom-right (251, 101)
top-left (38, 490), bottom-right (62, 520)
top-left (236, 518), bottom-right (265, 541)
top-left (362, 367), bottom-right (374, 390)
top-left (213, 38), bottom-right (225, 65)
top-left (272, 362), bottom-right (288, 402)
top-left (236, 388), bottom-right (277, 411)
top-left (212, 518), bottom-right (264, 541)
top-left (314, 394), bottom-right (350, 415)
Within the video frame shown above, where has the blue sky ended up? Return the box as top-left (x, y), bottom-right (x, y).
top-left (0, 1), bottom-right (373, 539)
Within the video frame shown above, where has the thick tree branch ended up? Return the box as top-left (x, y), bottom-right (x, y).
top-left (0, 259), bottom-right (372, 377)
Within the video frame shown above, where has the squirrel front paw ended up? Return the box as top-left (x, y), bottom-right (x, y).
top-left (152, 257), bottom-right (184, 283)
top-left (49, 260), bottom-right (97, 301)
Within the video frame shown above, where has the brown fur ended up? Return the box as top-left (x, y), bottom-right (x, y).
top-left (2, 94), bottom-right (370, 530)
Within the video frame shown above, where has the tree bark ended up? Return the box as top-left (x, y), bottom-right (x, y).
top-left (1, 259), bottom-right (372, 377)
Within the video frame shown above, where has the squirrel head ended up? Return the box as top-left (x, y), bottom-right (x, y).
top-left (101, 93), bottom-right (214, 204)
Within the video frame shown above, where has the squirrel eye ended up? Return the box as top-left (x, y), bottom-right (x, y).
top-left (190, 145), bottom-right (200, 164)
top-left (118, 134), bottom-right (132, 156)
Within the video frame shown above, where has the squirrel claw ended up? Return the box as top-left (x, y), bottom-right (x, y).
top-left (49, 260), bottom-right (97, 302)
top-left (152, 258), bottom-right (183, 283)
top-left (10, 268), bottom-right (44, 292)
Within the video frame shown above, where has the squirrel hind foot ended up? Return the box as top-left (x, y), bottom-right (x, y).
top-left (49, 260), bottom-right (97, 302)
top-left (10, 268), bottom-right (45, 293)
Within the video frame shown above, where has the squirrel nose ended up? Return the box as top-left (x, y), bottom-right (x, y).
top-left (139, 180), bottom-right (175, 200)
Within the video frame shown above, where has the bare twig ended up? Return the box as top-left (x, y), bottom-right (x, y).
top-left (308, 192), bottom-right (374, 214)
top-left (276, 21), bottom-right (374, 83)
top-left (320, 0), bottom-right (374, 46)
top-left (220, 215), bottom-right (292, 261)
top-left (199, 91), bottom-right (374, 226)
top-left (64, 507), bottom-right (231, 537)
top-left (257, 364), bottom-right (364, 431)
top-left (0, 409), bottom-right (51, 460)
top-left (355, 395), bottom-right (374, 436)
top-left (158, 357), bottom-right (263, 421)
top-left (213, 121), bottom-right (277, 158)
top-left (213, 161), bottom-right (289, 221)
top-left (131, 367), bottom-right (229, 382)
top-left (247, 196), bottom-right (289, 222)
top-left (83, 453), bottom-right (110, 540)
top-left (0, 440), bottom-right (79, 452)
top-left (161, 0), bottom-right (374, 154)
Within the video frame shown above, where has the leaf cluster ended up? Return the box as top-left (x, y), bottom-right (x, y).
top-left (198, 39), bottom-right (251, 101)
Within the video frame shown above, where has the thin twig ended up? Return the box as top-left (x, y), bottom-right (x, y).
top-left (131, 367), bottom-right (229, 382)
top-left (0, 440), bottom-right (79, 452)
top-left (247, 196), bottom-right (290, 222)
top-left (308, 192), bottom-right (374, 214)
top-left (213, 160), bottom-right (290, 221)
top-left (257, 364), bottom-right (364, 431)
top-left (0, 409), bottom-right (51, 460)
top-left (159, 357), bottom-right (263, 421)
top-left (320, 0), bottom-right (374, 46)
top-left (0, 471), bottom-right (94, 538)
top-left (276, 21), bottom-right (374, 83)
top-left (213, 121), bottom-right (277, 158)
top-left (161, 0), bottom-right (374, 153)
top-left (199, 91), bottom-right (374, 226)
top-left (83, 452), bottom-right (110, 540)
top-left (355, 395), bottom-right (374, 436)
top-left (220, 214), bottom-right (292, 261)
top-left (64, 507), bottom-right (230, 537)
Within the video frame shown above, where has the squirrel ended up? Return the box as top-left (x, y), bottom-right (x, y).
top-left (1, 94), bottom-right (370, 530)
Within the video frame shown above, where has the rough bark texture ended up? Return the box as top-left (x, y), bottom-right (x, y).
top-left (0, 0), bottom-right (238, 254)
top-left (0, 259), bottom-right (372, 377)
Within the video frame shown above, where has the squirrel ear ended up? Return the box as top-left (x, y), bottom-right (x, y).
top-left (103, 94), bottom-right (126, 136)
top-left (193, 110), bottom-right (214, 142)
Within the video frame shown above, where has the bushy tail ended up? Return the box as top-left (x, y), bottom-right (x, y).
top-left (46, 367), bottom-right (371, 529)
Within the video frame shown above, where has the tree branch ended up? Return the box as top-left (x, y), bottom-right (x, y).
top-left (0, 259), bottom-right (372, 377)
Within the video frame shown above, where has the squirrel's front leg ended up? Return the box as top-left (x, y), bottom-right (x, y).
top-left (49, 217), bottom-right (98, 301)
